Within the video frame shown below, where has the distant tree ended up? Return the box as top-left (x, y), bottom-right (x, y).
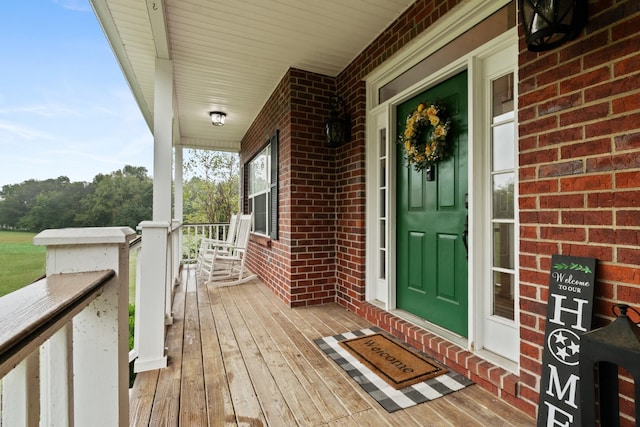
top-left (0, 176), bottom-right (79, 230)
top-left (75, 165), bottom-right (152, 229)
top-left (184, 150), bottom-right (239, 223)
top-left (18, 181), bottom-right (92, 230)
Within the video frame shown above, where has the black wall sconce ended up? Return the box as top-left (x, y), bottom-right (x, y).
top-left (519, 0), bottom-right (587, 51)
top-left (324, 95), bottom-right (350, 148)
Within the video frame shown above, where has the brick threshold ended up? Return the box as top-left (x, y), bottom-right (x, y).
top-left (356, 301), bottom-right (533, 417)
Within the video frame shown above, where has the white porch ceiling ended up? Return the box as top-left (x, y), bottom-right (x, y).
top-left (91, 0), bottom-right (415, 152)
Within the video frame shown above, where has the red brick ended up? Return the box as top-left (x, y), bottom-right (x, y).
top-left (540, 226), bottom-right (586, 242)
top-left (618, 248), bottom-right (640, 265)
top-left (538, 160), bottom-right (583, 178)
top-left (586, 152), bottom-right (640, 173)
top-left (615, 132), bottom-right (640, 151)
top-left (559, 66), bottom-right (610, 94)
top-left (585, 112), bottom-right (640, 139)
top-left (540, 126), bottom-right (583, 146)
top-left (520, 148), bottom-right (559, 166)
top-left (560, 102), bottom-right (610, 127)
top-left (616, 172), bottom-right (640, 189)
top-left (617, 210), bottom-right (640, 226)
top-left (560, 139), bottom-right (610, 160)
top-left (539, 194), bottom-right (585, 209)
top-left (562, 210), bottom-right (613, 226)
top-left (560, 174), bottom-right (612, 192)
top-left (614, 53), bottom-right (640, 77)
top-left (613, 93), bottom-right (640, 115)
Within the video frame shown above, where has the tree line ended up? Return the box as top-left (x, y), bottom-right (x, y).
top-left (0, 165), bottom-right (153, 232)
top-left (0, 151), bottom-right (240, 233)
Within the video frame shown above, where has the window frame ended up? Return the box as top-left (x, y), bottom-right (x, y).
top-left (246, 131), bottom-right (278, 239)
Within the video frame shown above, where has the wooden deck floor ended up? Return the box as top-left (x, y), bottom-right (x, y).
top-left (129, 269), bottom-right (535, 426)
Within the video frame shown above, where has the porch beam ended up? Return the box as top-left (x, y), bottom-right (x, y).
top-left (145, 0), bottom-right (170, 59)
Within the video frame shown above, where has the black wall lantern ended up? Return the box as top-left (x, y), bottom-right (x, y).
top-left (519, 0), bottom-right (587, 51)
top-left (324, 95), bottom-right (350, 148)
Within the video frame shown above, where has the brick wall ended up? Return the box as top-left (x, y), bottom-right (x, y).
top-left (288, 69), bottom-right (338, 306)
top-left (241, 71), bottom-right (292, 304)
top-left (241, 68), bottom-right (337, 307)
top-left (517, 0), bottom-right (640, 422)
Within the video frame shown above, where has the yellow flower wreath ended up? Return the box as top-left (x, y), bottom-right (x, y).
top-left (399, 102), bottom-right (451, 172)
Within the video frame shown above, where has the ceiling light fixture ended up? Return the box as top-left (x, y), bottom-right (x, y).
top-left (210, 111), bottom-right (227, 126)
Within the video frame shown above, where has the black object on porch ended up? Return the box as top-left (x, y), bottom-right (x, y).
top-left (579, 304), bottom-right (640, 427)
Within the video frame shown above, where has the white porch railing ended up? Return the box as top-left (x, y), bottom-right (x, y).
top-left (0, 220), bottom-right (197, 425)
top-left (0, 227), bottom-right (135, 426)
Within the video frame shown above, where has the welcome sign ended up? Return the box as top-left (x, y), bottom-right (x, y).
top-left (537, 255), bottom-right (597, 427)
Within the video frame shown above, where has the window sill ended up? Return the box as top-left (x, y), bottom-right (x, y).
top-left (250, 233), bottom-right (272, 248)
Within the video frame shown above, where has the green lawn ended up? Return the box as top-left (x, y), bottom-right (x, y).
top-left (0, 231), bottom-right (46, 297)
top-left (0, 230), bottom-right (139, 303)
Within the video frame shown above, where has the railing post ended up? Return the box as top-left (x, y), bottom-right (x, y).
top-left (135, 221), bottom-right (169, 372)
top-left (172, 219), bottom-right (181, 286)
top-left (33, 226), bottom-right (135, 427)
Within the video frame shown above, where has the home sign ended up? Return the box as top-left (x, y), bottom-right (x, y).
top-left (537, 254), bottom-right (597, 427)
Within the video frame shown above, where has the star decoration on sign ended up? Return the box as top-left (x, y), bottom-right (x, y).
top-left (547, 328), bottom-right (581, 366)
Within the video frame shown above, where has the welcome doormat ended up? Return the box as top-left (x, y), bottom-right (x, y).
top-left (315, 327), bottom-right (473, 413)
top-left (339, 333), bottom-right (447, 389)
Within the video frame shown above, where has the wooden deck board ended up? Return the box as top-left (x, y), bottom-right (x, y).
top-left (234, 281), bottom-right (351, 423)
top-left (195, 273), bottom-right (236, 426)
top-left (208, 286), bottom-right (266, 426)
top-left (179, 279), bottom-right (208, 426)
top-left (128, 370), bottom-right (159, 426)
top-left (218, 286), bottom-right (300, 426)
top-left (130, 269), bottom-right (536, 426)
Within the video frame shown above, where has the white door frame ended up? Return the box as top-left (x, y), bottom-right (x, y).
top-left (364, 2), bottom-right (519, 371)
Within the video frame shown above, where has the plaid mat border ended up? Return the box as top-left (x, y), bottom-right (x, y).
top-left (314, 327), bottom-right (473, 413)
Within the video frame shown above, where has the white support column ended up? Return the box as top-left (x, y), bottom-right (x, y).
top-left (2, 351), bottom-right (40, 427)
top-left (33, 227), bottom-right (135, 427)
top-left (153, 57), bottom-right (174, 222)
top-left (135, 221), bottom-right (169, 372)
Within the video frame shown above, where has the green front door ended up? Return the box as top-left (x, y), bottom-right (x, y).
top-left (396, 71), bottom-right (468, 336)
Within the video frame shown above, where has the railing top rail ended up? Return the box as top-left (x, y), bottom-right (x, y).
top-left (0, 270), bottom-right (115, 378)
top-left (182, 222), bottom-right (229, 227)
top-left (129, 234), bottom-right (142, 250)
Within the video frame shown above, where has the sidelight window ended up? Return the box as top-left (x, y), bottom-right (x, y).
top-left (490, 73), bottom-right (516, 320)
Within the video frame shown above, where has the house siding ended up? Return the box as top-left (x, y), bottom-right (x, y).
top-left (240, 0), bottom-right (640, 422)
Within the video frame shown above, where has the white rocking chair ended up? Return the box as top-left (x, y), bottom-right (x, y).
top-left (195, 212), bottom-right (240, 275)
top-left (199, 213), bottom-right (255, 287)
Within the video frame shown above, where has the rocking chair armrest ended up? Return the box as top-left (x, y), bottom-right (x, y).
top-left (211, 242), bottom-right (238, 255)
top-left (201, 237), bottom-right (228, 246)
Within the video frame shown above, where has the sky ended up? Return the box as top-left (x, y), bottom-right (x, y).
top-left (0, 0), bottom-right (154, 189)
